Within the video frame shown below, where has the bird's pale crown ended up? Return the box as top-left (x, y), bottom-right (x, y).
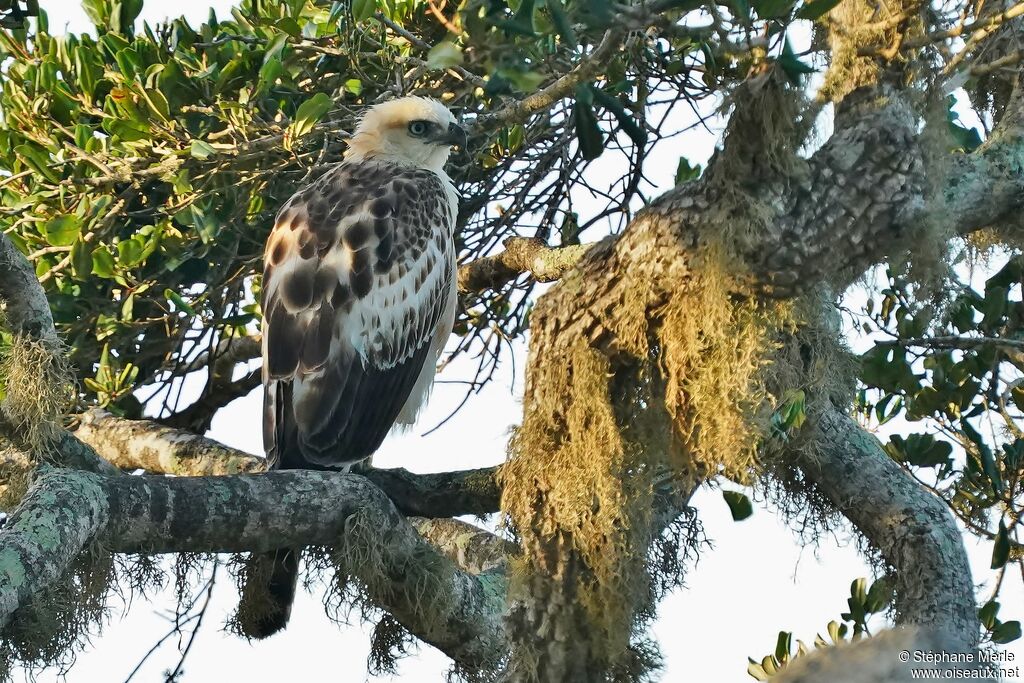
top-left (345, 96), bottom-right (464, 172)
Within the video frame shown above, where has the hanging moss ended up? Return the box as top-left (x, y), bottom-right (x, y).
top-left (0, 551), bottom-right (114, 681)
top-left (502, 239), bottom-right (792, 680)
top-left (0, 331), bottom-right (75, 457)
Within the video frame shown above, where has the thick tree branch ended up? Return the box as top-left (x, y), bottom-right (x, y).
top-left (0, 467), bottom-right (507, 669)
top-left (362, 467), bottom-right (501, 518)
top-left (774, 627), bottom-right (985, 683)
top-left (409, 517), bottom-right (514, 573)
top-left (73, 409), bottom-right (502, 516)
top-left (798, 409), bottom-right (980, 650)
top-left (74, 409), bottom-right (264, 475)
top-left (0, 232), bottom-right (58, 344)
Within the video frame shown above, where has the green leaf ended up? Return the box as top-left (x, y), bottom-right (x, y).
top-left (979, 600), bottom-right (1000, 630)
top-left (754, 0), bottom-right (795, 19)
top-left (731, 0), bottom-right (751, 21)
top-left (865, 576), bottom-right (894, 613)
top-left (747, 659), bottom-right (771, 682)
top-left (427, 42), bottom-right (464, 70)
top-left (71, 239), bottom-right (92, 279)
top-left (344, 78), bottom-right (363, 96)
top-left (962, 420), bottom-right (1003, 495)
top-left (105, 119), bottom-right (151, 143)
top-left (14, 144), bottom-right (59, 183)
top-left (545, 0), bottom-right (577, 49)
top-left (74, 45), bottom-right (104, 98)
top-left (573, 85), bottom-right (604, 161)
top-left (723, 490), bottom-right (753, 521)
top-left (117, 237), bottom-right (145, 267)
top-left (795, 0), bottom-right (842, 19)
top-left (946, 95), bottom-right (983, 152)
top-left (290, 92), bottom-right (333, 139)
top-left (92, 247), bottom-right (116, 279)
top-left (675, 157), bottom-right (702, 184)
top-left (774, 631), bottom-right (792, 663)
top-left (778, 39), bottom-right (815, 84)
top-left (993, 621), bottom-right (1021, 644)
top-left (190, 140), bottom-right (217, 160)
top-left (499, 0), bottom-right (537, 36)
top-left (164, 288), bottom-right (196, 316)
top-left (352, 0), bottom-right (377, 22)
top-left (883, 433), bottom-right (953, 468)
top-left (991, 519), bottom-right (1010, 569)
top-left (590, 85), bottom-right (646, 148)
top-left (44, 215), bottom-right (82, 247)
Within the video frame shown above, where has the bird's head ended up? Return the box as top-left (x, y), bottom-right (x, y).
top-left (345, 96), bottom-right (466, 172)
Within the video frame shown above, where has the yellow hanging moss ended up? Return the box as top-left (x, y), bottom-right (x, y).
top-left (657, 246), bottom-right (790, 481)
top-left (503, 342), bottom-right (655, 674)
top-left (0, 334), bottom-right (75, 455)
top-left (501, 241), bottom-right (792, 677)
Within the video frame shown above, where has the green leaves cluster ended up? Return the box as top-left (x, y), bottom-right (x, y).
top-left (857, 259), bottom-right (1024, 646)
top-left (748, 577), bottom-right (894, 680)
top-left (1, 0), bottom-right (814, 415)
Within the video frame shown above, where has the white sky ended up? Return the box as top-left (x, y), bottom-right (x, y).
top-left (20, 2), bottom-right (1024, 681)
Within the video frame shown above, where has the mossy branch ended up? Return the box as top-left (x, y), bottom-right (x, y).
top-left (72, 409), bottom-right (502, 516)
top-left (0, 233), bottom-right (58, 344)
top-left (797, 410), bottom-right (980, 650)
top-left (0, 467), bottom-right (507, 670)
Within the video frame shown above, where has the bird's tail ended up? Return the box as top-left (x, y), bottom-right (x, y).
top-left (236, 547), bottom-right (298, 639)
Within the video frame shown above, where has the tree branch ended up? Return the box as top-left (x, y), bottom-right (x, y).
top-left (774, 626), bottom-right (983, 683)
top-left (73, 410), bottom-right (502, 516)
top-left (160, 367), bottom-right (261, 433)
top-left (475, 29), bottom-right (625, 130)
top-left (409, 517), bottom-right (514, 573)
top-left (0, 467), bottom-right (507, 669)
top-left (0, 232), bottom-right (58, 344)
top-left (798, 409), bottom-right (980, 650)
top-left (74, 409), bottom-right (264, 475)
top-left (457, 237), bottom-right (590, 293)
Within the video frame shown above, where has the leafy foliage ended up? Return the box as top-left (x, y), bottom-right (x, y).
top-left (1, 0), bottom-right (708, 418)
top-left (748, 577), bottom-right (895, 680)
top-left (855, 258), bottom-right (1024, 646)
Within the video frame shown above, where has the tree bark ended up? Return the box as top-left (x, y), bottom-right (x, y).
top-left (0, 466), bottom-right (507, 669)
top-left (802, 410), bottom-right (979, 650)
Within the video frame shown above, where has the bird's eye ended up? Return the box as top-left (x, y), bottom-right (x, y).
top-left (408, 120), bottom-right (430, 137)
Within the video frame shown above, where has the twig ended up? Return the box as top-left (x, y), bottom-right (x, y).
top-left (163, 563), bottom-right (218, 682)
top-left (475, 29), bottom-right (626, 130)
top-left (457, 237), bottom-right (591, 293)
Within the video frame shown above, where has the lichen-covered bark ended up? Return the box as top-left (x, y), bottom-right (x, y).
top-left (802, 411), bottom-right (978, 650)
top-left (501, 61), bottom-right (1024, 678)
top-left (456, 237), bottom-right (590, 293)
top-left (72, 410), bottom-right (501, 517)
top-left (0, 468), bottom-right (107, 625)
top-left (774, 626), bottom-right (981, 683)
top-left (410, 517), bottom-right (514, 574)
top-left (75, 409), bottom-right (265, 475)
top-left (0, 467), bottom-right (506, 668)
top-left (0, 234), bottom-right (59, 344)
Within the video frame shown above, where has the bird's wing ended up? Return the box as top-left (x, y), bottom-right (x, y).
top-left (261, 161), bottom-right (455, 469)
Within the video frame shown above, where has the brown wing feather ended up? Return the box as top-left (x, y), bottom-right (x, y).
top-left (262, 160), bottom-right (454, 470)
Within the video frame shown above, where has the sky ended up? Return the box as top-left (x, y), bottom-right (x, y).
top-left (18, 1), bottom-right (1024, 682)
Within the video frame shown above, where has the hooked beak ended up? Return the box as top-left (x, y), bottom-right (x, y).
top-left (435, 122), bottom-right (468, 150)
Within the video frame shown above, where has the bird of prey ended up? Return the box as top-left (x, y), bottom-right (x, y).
top-left (239, 96), bottom-right (465, 638)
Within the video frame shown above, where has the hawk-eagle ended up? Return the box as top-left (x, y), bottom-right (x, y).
top-left (240, 97), bottom-right (465, 638)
